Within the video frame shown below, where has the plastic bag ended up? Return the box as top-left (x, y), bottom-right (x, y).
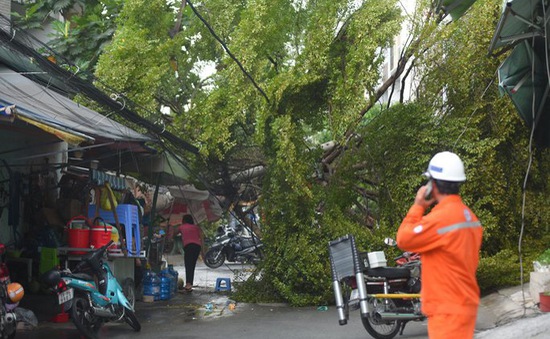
top-left (100, 182), bottom-right (118, 211)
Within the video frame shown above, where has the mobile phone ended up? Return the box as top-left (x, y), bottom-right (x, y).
top-left (424, 180), bottom-right (433, 200)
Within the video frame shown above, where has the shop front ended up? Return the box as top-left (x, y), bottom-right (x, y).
top-left (0, 66), bottom-right (159, 297)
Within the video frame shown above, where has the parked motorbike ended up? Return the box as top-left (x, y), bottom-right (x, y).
top-left (0, 243), bottom-right (37, 338)
top-left (43, 240), bottom-right (140, 339)
top-left (384, 237), bottom-right (421, 267)
top-left (328, 234), bottom-right (424, 339)
top-left (204, 225), bottom-right (263, 269)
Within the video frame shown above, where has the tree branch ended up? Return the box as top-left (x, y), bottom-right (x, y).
top-left (169, 1), bottom-right (187, 38)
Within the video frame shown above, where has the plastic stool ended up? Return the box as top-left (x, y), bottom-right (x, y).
top-left (215, 277), bottom-right (232, 292)
top-left (50, 303), bottom-right (69, 323)
top-left (88, 204), bottom-right (141, 255)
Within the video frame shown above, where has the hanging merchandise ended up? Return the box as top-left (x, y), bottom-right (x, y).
top-left (8, 172), bottom-right (21, 244)
top-left (110, 226), bottom-right (120, 248)
top-left (100, 182), bottom-right (118, 211)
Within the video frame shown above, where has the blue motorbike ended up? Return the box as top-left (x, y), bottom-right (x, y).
top-left (43, 240), bottom-right (140, 339)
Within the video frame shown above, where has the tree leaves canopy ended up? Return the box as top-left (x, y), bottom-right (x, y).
top-left (20, 0), bottom-right (550, 303)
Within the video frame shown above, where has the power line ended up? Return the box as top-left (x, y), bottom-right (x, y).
top-left (0, 14), bottom-right (199, 155)
top-left (185, 0), bottom-right (270, 104)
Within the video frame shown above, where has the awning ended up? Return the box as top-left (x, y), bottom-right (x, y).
top-left (162, 185), bottom-right (223, 224)
top-left (122, 152), bottom-right (191, 186)
top-left (489, 0), bottom-right (544, 54)
top-left (17, 114), bottom-right (91, 145)
top-left (436, 0), bottom-right (478, 20)
top-left (0, 66), bottom-right (153, 146)
top-left (497, 40), bottom-right (550, 146)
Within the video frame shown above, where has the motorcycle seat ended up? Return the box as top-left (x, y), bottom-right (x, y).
top-left (61, 271), bottom-right (95, 281)
top-left (364, 267), bottom-right (411, 279)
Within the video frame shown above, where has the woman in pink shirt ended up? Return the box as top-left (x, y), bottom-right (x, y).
top-left (178, 214), bottom-right (204, 292)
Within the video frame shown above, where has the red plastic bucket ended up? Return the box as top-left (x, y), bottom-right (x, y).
top-left (90, 225), bottom-right (112, 249)
top-left (67, 228), bottom-right (90, 255)
top-left (540, 292), bottom-right (550, 312)
top-left (66, 216), bottom-right (91, 255)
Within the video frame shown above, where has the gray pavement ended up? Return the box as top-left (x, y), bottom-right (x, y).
top-left (475, 284), bottom-right (550, 339)
top-left (14, 255), bottom-right (550, 338)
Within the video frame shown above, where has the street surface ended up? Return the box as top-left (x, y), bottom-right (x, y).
top-left (14, 258), bottom-right (550, 338)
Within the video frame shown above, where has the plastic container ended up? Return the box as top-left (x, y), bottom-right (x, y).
top-left (367, 251), bottom-right (387, 268)
top-left (159, 270), bottom-right (172, 300)
top-left (168, 265), bottom-right (178, 297)
top-left (152, 274), bottom-right (161, 301)
top-left (90, 220), bottom-right (112, 249)
top-left (142, 270), bottom-right (159, 302)
top-left (540, 292), bottom-right (550, 312)
top-left (67, 229), bottom-right (90, 254)
top-left (66, 217), bottom-right (91, 255)
top-left (88, 204), bottom-right (140, 255)
top-left (39, 247), bottom-right (59, 275)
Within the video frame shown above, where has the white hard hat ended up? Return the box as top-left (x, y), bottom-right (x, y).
top-left (424, 151), bottom-right (466, 182)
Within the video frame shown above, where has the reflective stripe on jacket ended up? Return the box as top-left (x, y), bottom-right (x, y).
top-left (397, 195), bottom-right (482, 317)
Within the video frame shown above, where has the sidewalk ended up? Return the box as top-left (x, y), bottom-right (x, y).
top-left (18, 255), bottom-right (252, 325)
top-left (475, 284), bottom-right (550, 338)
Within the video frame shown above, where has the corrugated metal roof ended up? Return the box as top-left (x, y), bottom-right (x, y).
top-left (0, 66), bottom-right (153, 145)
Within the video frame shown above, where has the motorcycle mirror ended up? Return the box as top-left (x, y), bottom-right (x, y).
top-left (384, 238), bottom-right (397, 246)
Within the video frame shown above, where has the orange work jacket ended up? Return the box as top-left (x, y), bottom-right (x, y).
top-left (397, 195), bottom-right (482, 317)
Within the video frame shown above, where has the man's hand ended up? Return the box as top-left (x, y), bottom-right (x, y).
top-left (414, 184), bottom-right (436, 209)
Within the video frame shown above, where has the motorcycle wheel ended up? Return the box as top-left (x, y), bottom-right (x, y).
top-left (1, 324), bottom-right (16, 339)
top-left (122, 278), bottom-right (136, 309)
top-left (361, 298), bottom-right (401, 339)
top-left (71, 295), bottom-right (102, 339)
top-left (124, 309), bottom-right (141, 332)
top-left (254, 247), bottom-right (264, 263)
top-left (0, 304), bottom-right (16, 339)
top-left (204, 248), bottom-right (225, 269)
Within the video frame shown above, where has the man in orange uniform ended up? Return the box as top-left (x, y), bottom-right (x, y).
top-left (397, 151), bottom-right (482, 339)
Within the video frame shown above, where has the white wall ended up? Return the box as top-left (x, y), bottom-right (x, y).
top-left (379, 0), bottom-right (419, 106)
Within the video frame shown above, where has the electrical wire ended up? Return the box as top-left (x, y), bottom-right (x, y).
top-left (185, 0), bottom-right (270, 104)
top-left (448, 0), bottom-right (543, 314)
top-left (517, 0), bottom-right (549, 315)
top-left (0, 14), bottom-right (199, 155)
top-left (452, 75), bottom-right (496, 149)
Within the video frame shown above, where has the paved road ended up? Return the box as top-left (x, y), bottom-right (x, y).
top-left (21, 294), bottom-right (429, 339)
top-left (15, 260), bottom-right (549, 339)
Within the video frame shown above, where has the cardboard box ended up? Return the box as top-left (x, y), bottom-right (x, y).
top-left (40, 208), bottom-right (64, 227)
top-left (56, 199), bottom-right (83, 222)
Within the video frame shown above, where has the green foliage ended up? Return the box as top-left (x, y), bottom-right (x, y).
top-left (15, 0), bottom-right (123, 72)
top-left (411, 0), bottom-right (550, 257)
top-left (94, 0), bottom-right (177, 116)
top-left (62, 0), bottom-right (550, 304)
top-left (477, 234), bottom-right (550, 294)
top-left (477, 249), bottom-right (524, 294)
top-left (537, 249), bottom-right (550, 265)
